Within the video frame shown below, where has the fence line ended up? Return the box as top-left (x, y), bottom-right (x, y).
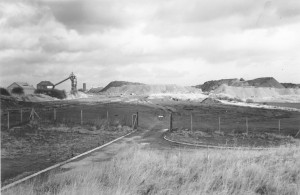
top-left (169, 112), bottom-right (300, 136)
top-left (1, 107), bottom-right (299, 136)
top-left (1, 107), bottom-right (139, 131)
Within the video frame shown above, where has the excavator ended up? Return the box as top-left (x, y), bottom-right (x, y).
top-left (52, 72), bottom-right (77, 94)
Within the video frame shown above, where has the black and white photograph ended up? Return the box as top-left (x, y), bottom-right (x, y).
top-left (0, 0), bottom-right (300, 194)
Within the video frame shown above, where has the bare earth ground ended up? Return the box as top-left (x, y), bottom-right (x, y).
top-left (1, 97), bottom-right (300, 189)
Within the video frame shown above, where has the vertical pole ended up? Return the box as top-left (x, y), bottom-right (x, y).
top-left (218, 116), bottom-right (221, 133)
top-left (106, 111), bottom-right (109, 122)
top-left (81, 110), bottom-right (83, 125)
top-left (199, 115), bottom-right (200, 131)
top-left (54, 108), bottom-right (56, 121)
top-left (278, 119), bottom-right (281, 133)
top-left (170, 113), bottom-right (173, 132)
top-left (132, 115), bottom-right (134, 129)
top-left (190, 113), bottom-right (193, 131)
top-left (136, 112), bottom-right (139, 128)
top-left (7, 111), bottom-right (10, 130)
top-left (246, 117), bottom-right (248, 135)
top-left (20, 109), bottom-right (23, 123)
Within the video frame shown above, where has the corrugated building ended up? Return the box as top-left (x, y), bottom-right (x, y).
top-left (7, 82), bottom-right (35, 95)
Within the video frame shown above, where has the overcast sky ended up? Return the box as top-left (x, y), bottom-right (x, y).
top-left (1, 0), bottom-right (300, 91)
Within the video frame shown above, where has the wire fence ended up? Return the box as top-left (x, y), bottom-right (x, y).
top-left (170, 112), bottom-right (300, 136)
top-left (1, 105), bottom-right (299, 137)
top-left (1, 106), bottom-right (139, 131)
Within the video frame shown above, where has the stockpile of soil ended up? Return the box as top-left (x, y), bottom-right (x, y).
top-left (201, 97), bottom-right (221, 105)
top-left (88, 87), bottom-right (104, 93)
top-left (101, 81), bottom-right (144, 92)
top-left (103, 84), bottom-right (202, 96)
top-left (247, 77), bottom-right (284, 88)
top-left (213, 84), bottom-right (300, 102)
top-left (196, 77), bottom-right (286, 92)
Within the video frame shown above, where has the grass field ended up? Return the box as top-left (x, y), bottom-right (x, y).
top-left (3, 146), bottom-right (300, 195)
top-left (166, 129), bottom-right (298, 147)
top-left (1, 122), bottom-right (132, 186)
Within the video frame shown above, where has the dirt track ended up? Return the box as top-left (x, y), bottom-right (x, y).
top-left (59, 123), bottom-right (193, 171)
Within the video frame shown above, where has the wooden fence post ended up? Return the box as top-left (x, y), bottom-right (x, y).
top-left (170, 113), bottom-right (173, 132)
top-left (132, 115), bottom-right (134, 129)
top-left (278, 119), bottom-right (281, 133)
top-left (136, 112), bottom-right (139, 128)
top-left (218, 116), bottom-right (221, 133)
top-left (191, 114), bottom-right (193, 131)
top-left (54, 108), bottom-right (56, 121)
top-left (246, 117), bottom-right (248, 135)
top-left (20, 109), bottom-right (23, 123)
top-left (7, 111), bottom-right (10, 130)
top-left (81, 110), bottom-right (83, 125)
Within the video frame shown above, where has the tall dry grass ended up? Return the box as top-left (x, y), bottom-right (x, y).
top-left (3, 146), bottom-right (300, 195)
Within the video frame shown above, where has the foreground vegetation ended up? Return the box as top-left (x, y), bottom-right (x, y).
top-left (1, 122), bottom-right (132, 185)
top-left (4, 145), bottom-right (300, 195)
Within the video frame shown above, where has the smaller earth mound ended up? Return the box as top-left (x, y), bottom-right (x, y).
top-left (247, 77), bottom-right (284, 88)
top-left (201, 97), bottom-right (221, 104)
top-left (200, 78), bottom-right (242, 92)
top-left (101, 81), bottom-right (144, 92)
top-left (88, 87), bottom-right (103, 93)
top-left (281, 83), bottom-right (300, 89)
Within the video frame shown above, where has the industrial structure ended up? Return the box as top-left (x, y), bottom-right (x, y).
top-left (37, 81), bottom-right (54, 90)
top-left (83, 83), bottom-right (86, 92)
top-left (7, 82), bottom-right (35, 95)
top-left (53, 72), bottom-right (77, 94)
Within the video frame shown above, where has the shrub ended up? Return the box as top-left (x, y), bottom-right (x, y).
top-left (0, 88), bottom-right (10, 96)
top-left (246, 99), bottom-right (254, 103)
top-left (35, 89), bottom-right (67, 99)
top-left (11, 87), bottom-right (24, 95)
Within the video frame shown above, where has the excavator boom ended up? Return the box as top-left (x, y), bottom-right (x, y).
top-left (52, 72), bottom-right (77, 94)
top-left (52, 77), bottom-right (70, 89)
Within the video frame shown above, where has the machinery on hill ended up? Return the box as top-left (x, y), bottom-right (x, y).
top-left (52, 72), bottom-right (77, 94)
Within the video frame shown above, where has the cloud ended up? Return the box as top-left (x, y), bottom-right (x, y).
top-left (42, 0), bottom-right (136, 33)
top-left (0, 0), bottom-right (300, 90)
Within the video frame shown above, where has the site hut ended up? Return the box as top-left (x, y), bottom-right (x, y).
top-left (37, 81), bottom-right (54, 90)
top-left (7, 82), bottom-right (35, 95)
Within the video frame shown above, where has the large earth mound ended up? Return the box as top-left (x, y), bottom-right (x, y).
top-left (102, 84), bottom-right (202, 95)
top-left (196, 77), bottom-right (286, 92)
top-left (213, 84), bottom-right (300, 102)
top-left (101, 81), bottom-right (144, 92)
top-left (197, 78), bottom-right (245, 92)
